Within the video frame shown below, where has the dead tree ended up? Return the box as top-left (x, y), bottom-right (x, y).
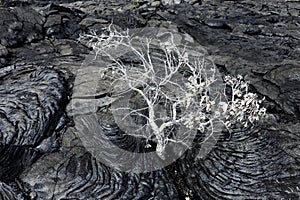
top-left (79, 25), bottom-right (266, 159)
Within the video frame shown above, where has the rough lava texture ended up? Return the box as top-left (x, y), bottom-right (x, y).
top-left (20, 128), bottom-right (179, 200)
top-left (0, 6), bottom-right (44, 66)
top-left (0, 0), bottom-right (299, 199)
top-left (0, 63), bottom-right (69, 181)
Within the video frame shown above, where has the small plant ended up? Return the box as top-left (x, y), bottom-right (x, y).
top-left (223, 75), bottom-right (266, 128)
top-left (79, 25), bottom-right (266, 159)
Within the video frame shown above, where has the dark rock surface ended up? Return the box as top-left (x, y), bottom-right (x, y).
top-left (164, 1), bottom-right (300, 118)
top-left (0, 63), bottom-right (69, 181)
top-left (174, 126), bottom-right (300, 199)
top-left (0, 6), bottom-right (44, 47)
top-left (20, 128), bottom-right (179, 200)
top-left (0, 6), bottom-right (44, 66)
top-left (0, 0), bottom-right (299, 199)
top-left (0, 181), bottom-right (20, 200)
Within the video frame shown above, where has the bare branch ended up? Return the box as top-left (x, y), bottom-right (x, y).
top-left (79, 25), bottom-right (266, 159)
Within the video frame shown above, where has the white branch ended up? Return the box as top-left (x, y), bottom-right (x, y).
top-left (79, 24), bottom-right (266, 159)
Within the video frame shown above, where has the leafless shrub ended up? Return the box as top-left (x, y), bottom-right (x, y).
top-left (79, 25), bottom-right (266, 159)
